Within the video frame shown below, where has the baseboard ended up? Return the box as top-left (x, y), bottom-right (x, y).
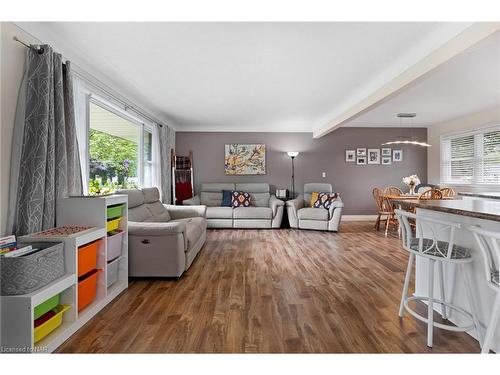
top-left (342, 215), bottom-right (378, 221)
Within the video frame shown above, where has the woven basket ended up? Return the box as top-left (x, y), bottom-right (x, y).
top-left (0, 242), bottom-right (65, 296)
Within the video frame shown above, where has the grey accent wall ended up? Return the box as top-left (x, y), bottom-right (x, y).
top-left (176, 128), bottom-right (427, 215)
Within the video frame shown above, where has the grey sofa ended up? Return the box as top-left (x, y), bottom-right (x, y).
top-left (117, 187), bottom-right (207, 277)
top-left (286, 183), bottom-right (344, 231)
top-left (183, 183), bottom-right (284, 229)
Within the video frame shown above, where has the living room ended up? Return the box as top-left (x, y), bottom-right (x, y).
top-left (1, 1), bottom-right (500, 372)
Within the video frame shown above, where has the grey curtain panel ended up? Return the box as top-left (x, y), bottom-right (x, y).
top-left (7, 45), bottom-right (83, 236)
top-left (159, 125), bottom-right (175, 204)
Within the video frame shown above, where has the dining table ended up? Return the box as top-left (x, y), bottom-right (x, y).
top-left (383, 194), bottom-right (456, 201)
top-left (379, 194), bottom-right (457, 233)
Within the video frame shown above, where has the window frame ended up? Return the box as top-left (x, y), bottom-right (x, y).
top-left (440, 123), bottom-right (500, 187)
top-left (86, 95), bottom-right (156, 190)
top-left (142, 124), bottom-right (154, 188)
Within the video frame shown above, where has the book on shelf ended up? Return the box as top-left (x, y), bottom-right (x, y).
top-left (0, 245), bottom-right (16, 255)
top-left (3, 245), bottom-right (37, 258)
top-left (0, 235), bottom-right (16, 246)
top-left (0, 243), bottom-right (16, 254)
top-left (0, 235), bottom-right (16, 255)
top-left (0, 241), bottom-right (16, 249)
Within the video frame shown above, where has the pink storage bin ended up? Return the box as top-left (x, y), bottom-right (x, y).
top-left (107, 230), bottom-right (124, 262)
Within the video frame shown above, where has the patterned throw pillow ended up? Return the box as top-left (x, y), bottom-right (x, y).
top-left (312, 192), bottom-right (338, 209)
top-left (231, 191), bottom-right (251, 208)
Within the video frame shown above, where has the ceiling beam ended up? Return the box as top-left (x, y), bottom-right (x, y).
top-left (313, 22), bottom-right (500, 138)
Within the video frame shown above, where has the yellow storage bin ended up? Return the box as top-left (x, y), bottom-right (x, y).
top-left (106, 217), bottom-right (121, 233)
top-left (34, 304), bottom-right (70, 343)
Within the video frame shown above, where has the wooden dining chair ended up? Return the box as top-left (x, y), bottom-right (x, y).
top-left (415, 183), bottom-right (439, 193)
top-left (373, 188), bottom-right (389, 231)
top-left (440, 187), bottom-right (455, 198)
top-left (373, 187), bottom-right (398, 235)
top-left (418, 189), bottom-right (443, 200)
top-left (417, 186), bottom-right (432, 194)
top-left (383, 186), bottom-right (404, 196)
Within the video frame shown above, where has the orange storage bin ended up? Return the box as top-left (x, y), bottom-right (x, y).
top-left (78, 269), bottom-right (101, 312)
top-left (78, 240), bottom-right (100, 277)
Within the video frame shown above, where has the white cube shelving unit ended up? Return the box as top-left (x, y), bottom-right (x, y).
top-left (0, 194), bottom-right (128, 353)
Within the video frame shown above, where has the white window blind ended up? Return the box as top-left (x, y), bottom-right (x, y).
top-left (441, 125), bottom-right (500, 185)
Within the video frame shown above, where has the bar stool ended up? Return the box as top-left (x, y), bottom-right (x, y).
top-left (394, 209), bottom-right (482, 348)
top-left (468, 225), bottom-right (500, 354)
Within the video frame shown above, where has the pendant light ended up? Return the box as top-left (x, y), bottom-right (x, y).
top-left (382, 113), bottom-right (431, 147)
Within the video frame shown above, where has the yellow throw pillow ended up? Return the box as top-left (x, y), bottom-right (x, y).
top-left (310, 192), bottom-right (319, 207)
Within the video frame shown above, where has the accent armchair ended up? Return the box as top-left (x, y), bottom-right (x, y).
top-left (286, 183), bottom-right (344, 232)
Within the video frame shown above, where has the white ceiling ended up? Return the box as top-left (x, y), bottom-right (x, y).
top-left (344, 30), bottom-right (500, 128)
top-left (17, 22), bottom-right (493, 133)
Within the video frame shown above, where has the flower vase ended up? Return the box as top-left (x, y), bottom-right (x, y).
top-left (409, 184), bottom-right (416, 195)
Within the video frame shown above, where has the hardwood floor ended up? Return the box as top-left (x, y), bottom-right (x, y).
top-left (57, 222), bottom-right (480, 353)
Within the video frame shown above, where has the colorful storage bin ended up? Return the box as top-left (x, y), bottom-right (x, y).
top-left (107, 204), bottom-right (125, 220)
top-left (106, 230), bottom-right (124, 262)
top-left (78, 269), bottom-right (101, 312)
top-left (106, 217), bottom-right (121, 233)
top-left (33, 305), bottom-right (70, 343)
top-left (78, 240), bottom-right (100, 277)
top-left (107, 258), bottom-right (119, 287)
top-left (34, 293), bottom-right (60, 320)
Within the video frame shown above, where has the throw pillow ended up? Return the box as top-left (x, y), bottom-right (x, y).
top-left (312, 192), bottom-right (338, 209)
top-left (221, 190), bottom-right (233, 207)
top-left (309, 192), bottom-right (319, 207)
top-left (232, 191), bottom-right (251, 208)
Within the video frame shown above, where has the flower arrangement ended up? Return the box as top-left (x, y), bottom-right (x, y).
top-left (402, 174), bottom-right (421, 194)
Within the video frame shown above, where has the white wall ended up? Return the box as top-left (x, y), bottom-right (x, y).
top-left (427, 106), bottom-right (500, 191)
top-left (0, 22), bottom-right (170, 236)
top-left (0, 23), bottom-right (41, 236)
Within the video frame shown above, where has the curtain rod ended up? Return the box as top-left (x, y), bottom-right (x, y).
top-left (13, 36), bottom-right (45, 54)
top-left (13, 35), bottom-right (164, 128)
top-left (71, 69), bottom-right (163, 128)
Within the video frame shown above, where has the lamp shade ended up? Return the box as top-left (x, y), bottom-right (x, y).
top-left (287, 151), bottom-right (299, 158)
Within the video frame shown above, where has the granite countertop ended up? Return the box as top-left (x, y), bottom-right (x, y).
top-left (392, 198), bottom-right (500, 222)
top-left (458, 191), bottom-right (500, 200)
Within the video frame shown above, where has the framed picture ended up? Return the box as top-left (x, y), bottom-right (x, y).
top-left (381, 147), bottom-right (392, 157)
top-left (224, 144), bottom-right (266, 175)
top-left (393, 149), bottom-right (403, 162)
top-left (356, 156), bottom-right (366, 165)
top-left (356, 148), bottom-right (366, 156)
top-left (367, 149), bottom-right (381, 164)
top-left (381, 157), bottom-right (392, 165)
top-left (345, 149), bottom-right (355, 162)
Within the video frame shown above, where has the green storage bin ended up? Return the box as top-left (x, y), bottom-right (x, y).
top-left (106, 204), bottom-right (124, 219)
top-left (34, 294), bottom-right (60, 320)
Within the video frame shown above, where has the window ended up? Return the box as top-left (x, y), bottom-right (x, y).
top-left (88, 99), bottom-right (155, 193)
top-left (143, 130), bottom-right (153, 188)
top-left (441, 125), bottom-right (500, 185)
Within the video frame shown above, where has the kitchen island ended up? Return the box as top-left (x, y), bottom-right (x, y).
top-left (394, 198), bottom-right (500, 352)
top-left (459, 191), bottom-right (500, 201)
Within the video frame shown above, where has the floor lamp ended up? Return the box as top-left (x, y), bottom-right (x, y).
top-left (286, 152), bottom-right (299, 198)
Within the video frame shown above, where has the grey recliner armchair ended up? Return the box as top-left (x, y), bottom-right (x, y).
top-left (117, 187), bottom-right (207, 277)
top-left (286, 183), bottom-right (344, 232)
